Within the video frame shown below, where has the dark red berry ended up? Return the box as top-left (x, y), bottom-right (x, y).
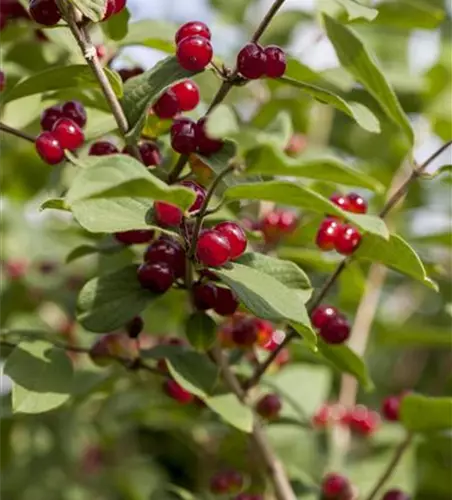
top-left (113, 0), bottom-right (126, 14)
top-left (144, 238), bottom-right (185, 279)
top-left (62, 100), bottom-right (87, 128)
top-left (382, 396), bottom-right (401, 421)
top-left (346, 192), bottom-right (367, 214)
top-left (311, 304), bottom-right (338, 329)
top-left (256, 393), bottom-right (282, 419)
top-left (264, 45), bottom-right (286, 78)
top-left (193, 281), bottom-right (218, 310)
top-left (170, 117), bottom-right (197, 154)
top-left (316, 217), bottom-right (340, 251)
top-left (171, 79), bottom-right (200, 111)
top-left (382, 489), bottom-right (410, 500)
top-left (322, 473), bottom-right (352, 499)
top-left (139, 141), bottom-right (162, 167)
top-left (195, 116), bottom-right (223, 156)
top-left (114, 230), bottom-right (154, 245)
top-left (237, 43), bottom-right (267, 79)
top-left (231, 317), bottom-right (258, 347)
top-left (330, 193), bottom-right (351, 213)
top-left (180, 180), bottom-right (206, 212)
top-left (214, 222), bottom-right (247, 260)
top-left (0, 70), bottom-right (4, 92)
top-left (196, 230), bottom-right (231, 267)
top-left (52, 118), bottom-right (84, 151)
top-left (175, 21), bottom-right (211, 44)
top-left (118, 66), bottom-right (144, 82)
top-left (126, 316), bottom-right (143, 338)
top-left (154, 201), bottom-right (183, 227)
top-left (234, 495), bottom-right (263, 500)
top-left (319, 315), bottom-right (350, 344)
top-left (89, 140), bottom-right (119, 156)
top-left (29, 0), bottom-right (61, 26)
top-left (164, 379), bottom-right (193, 404)
top-left (261, 210), bottom-right (298, 243)
top-left (137, 261), bottom-right (175, 293)
top-left (334, 224), bottom-right (362, 255)
top-left (176, 35), bottom-right (213, 71)
top-left (348, 406), bottom-right (380, 436)
top-left (210, 470), bottom-right (243, 494)
top-left (40, 105), bottom-right (63, 131)
top-left (35, 131), bottom-right (64, 165)
top-left (214, 287), bottom-right (239, 316)
top-left (103, 0), bottom-right (115, 19)
top-left (152, 90), bottom-right (180, 119)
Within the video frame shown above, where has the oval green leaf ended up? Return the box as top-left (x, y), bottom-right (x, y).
top-left (401, 394), bottom-right (452, 433)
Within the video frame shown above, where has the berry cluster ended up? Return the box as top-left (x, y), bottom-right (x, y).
top-left (175, 21), bottom-right (213, 71)
top-left (313, 403), bottom-right (380, 436)
top-left (255, 209), bottom-right (298, 245)
top-left (36, 100), bottom-right (86, 164)
top-left (210, 470), bottom-right (243, 495)
top-left (321, 473), bottom-right (354, 500)
top-left (237, 43), bottom-right (286, 80)
top-left (1, 0), bottom-right (28, 30)
top-left (89, 140), bottom-right (162, 167)
top-left (311, 304), bottom-right (351, 345)
top-left (152, 79), bottom-right (200, 119)
top-left (171, 115), bottom-right (223, 156)
top-left (316, 193), bottom-right (367, 255)
top-left (256, 393), bottom-right (282, 420)
top-left (381, 392), bottom-right (408, 421)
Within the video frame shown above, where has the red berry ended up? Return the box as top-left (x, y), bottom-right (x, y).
top-left (382, 489), bottom-right (410, 500)
top-left (382, 396), bottom-right (401, 421)
top-left (231, 317), bottom-right (258, 347)
top-left (103, 0), bottom-right (115, 19)
top-left (196, 230), bottom-right (231, 267)
top-left (113, 0), bottom-right (126, 14)
top-left (319, 315), bottom-right (350, 344)
top-left (139, 141), bottom-right (162, 167)
top-left (285, 133), bottom-right (307, 156)
top-left (137, 262), bottom-right (175, 293)
top-left (95, 45), bottom-right (106, 60)
top-left (40, 105), bottom-right (63, 131)
top-left (311, 304), bottom-right (338, 329)
top-left (171, 79), bottom-right (200, 112)
top-left (348, 406), bottom-right (380, 435)
top-left (192, 281), bottom-right (218, 310)
top-left (176, 35), bottom-right (213, 71)
top-left (256, 393), bottom-right (282, 419)
top-left (261, 210), bottom-right (298, 243)
top-left (346, 192), bottom-right (367, 214)
top-left (195, 117), bottom-right (223, 156)
top-left (52, 118), bottom-right (84, 151)
top-left (237, 43), bottom-right (267, 79)
top-left (316, 218), bottom-right (340, 251)
top-left (264, 45), bottom-right (286, 78)
top-left (234, 495), bottom-right (263, 500)
top-left (312, 403), bottom-right (333, 428)
top-left (171, 117), bottom-right (197, 154)
top-left (214, 287), bottom-right (239, 316)
top-left (114, 230), bottom-right (154, 245)
top-left (0, 70), bottom-right (4, 92)
top-left (126, 316), bottom-right (143, 338)
top-left (118, 66), bottom-right (144, 82)
top-left (89, 140), bottom-right (119, 156)
top-left (180, 180), bottom-right (206, 212)
top-left (62, 100), bottom-right (87, 128)
top-left (164, 379), bottom-right (193, 404)
top-left (152, 90), bottom-right (180, 119)
top-left (329, 193), bottom-right (351, 212)
top-left (322, 473), bottom-right (352, 499)
top-left (144, 238), bottom-right (185, 278)
top-left (35, 131), bottom-right (64, 165)
top-left (29, 0), bottom-right (61, 25)
top-left (214, 222), bottom-right (247, 259)
top-left (334, 224), bottom-right (362, 255)
top-left (210, 470), bottom-right (243, 494)
top-left (154, 202), bottom-right (183, 227)
top-left (175, 21), bottom-right (211, 44)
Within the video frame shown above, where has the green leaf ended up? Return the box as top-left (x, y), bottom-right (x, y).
top-left (212, 262), bottom-right (316, 348)
top-left (118, 20), bottom-right (176, 53)
top-left (224, 181), bottom-right (389, 239)
top-left (376, 325), bottom-right (452, 347)
top-left (414, 230), bottom-right (452, 248)
top-left (195, 140), bottom-right (237, 178)
top-left (122, 56), bottom-right (203, 142)
top-left (72, 0), bottom-right (105, 22)
top-left (4, 341), bottom-right (73, 414)
top-left (205, 105), bottom-right (239, 138)
top-left (77, 265), bottom-right (156, 333)
top-left (66, 245), bottom-right (99, 263)
top-left (354, 233), bottom-right (437, 290)
top-left (279, 77), bottom-right (380, 133)
top-left (327, 0), bottom-right (378, 21)
top-left (40, 198), bottom-right (70, 212)
top-left (204, 393), bottom-right (253, 433)
top-left (3, 65), bottom-right (123, 103)
top-left (246, 144), bottom-right (383, 191)
top-left (401, 394), bottom-right (452, 433)
top-left (322, 14), bottom-right (414, 144)
top-left (375, 0), bottom-right (445, 30)
top-left (185, 312), bottom-right (217, 351)
top-left (102, 5), bottom-right (130, 40)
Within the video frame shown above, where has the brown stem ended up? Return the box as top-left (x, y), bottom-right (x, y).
top-left (251, 0), bottom-right (287, 42)
top-left (0, 122), bottom-right (36, 143)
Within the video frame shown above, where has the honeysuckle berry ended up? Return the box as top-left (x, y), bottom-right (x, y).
top-left (180, 180), bottom-right (206, 212)
top-left (196, 229), bottom-right (231, 267)
top-left (171, 117), bottom-right (197, 154)
top-left (144, 238), bottom-right (185, 279)
top-left (382, 395), bottom-right (402, 421)
top-left (210, 470), bottom-right (243, 494)
top-left (347, 405), bottom-right (380, 435)
top-left (237, 43), bottom-right (267, 79)
top-left (137, 261), bottom-right (175, 293)
top-left (284, 133), bottom-right (307, 156)
top-left (164, 379), bottom-right (194, 404)
top-left (154, 201), bottom-right (183, 227)
top-left (192, 281), bottom-right (218, 310)
top-left (115, 230), bottom-right (154, 245)
top-left (382, 489), bottom-right (410, 500)
top-left (330, 193), bottom-right (352, 212)
top-left (316, 218), bottom-right (340, 251)
top-left (264, 45), bottom-right (287, 78)
top-left (214, 287), bottom-right (240, 316)
top-left (118, 66), bottom-right (144, 82)
top-left (313, 403), bottom-right (334, 427)
top-left (29, 0), bottom-right (61, 26)
top-left (61, 100), bottom-right (87, 128)
top-left (346, 192), bottom-right (367, 214)
top-left (152, 89), bottom-right (180, 119)
top-left (139, 141), bottom-right (162, 167)
top-left (214, 221), bottom-right (247, 259)
top-left (322, 473), bottom-right (352, 500)
top-left (40, 105), bottom-right (63, 131)
top-left (52, 118), bottom-right (84, 151)
top-left (231, 316), bottom-right (258, 347)
top-left (35, 131), bottom-right (64, 164)
top-left (311, 304), bottom-right (339, 329)
top-left (175, 20), bottom-right (211, 44)
top-left (89, 140), bottom-right (119, 156)
top-left (256, 393), bottom-right (282, 419)
top-left (103, 0), bottom-right (126, 20)
top-left (126, 316), bottom-right (144, 339)
top-left (176, 35), bottom-right (213, 71)
top-left (334, 224), bottom-right (362, 255)
top-left (195, 117), bottom-right (223, 156)
top-left (261, 210), bottom-right (298, 243)
top-left (319, 315), bottom-right (350, 344)
top-left (171, 79), bottom-right (200, 111)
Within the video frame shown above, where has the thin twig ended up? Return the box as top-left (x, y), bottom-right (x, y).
top-left (0, 122), bottom-right (35, 143)
top-left (251, 0), bottom-right (287, 42)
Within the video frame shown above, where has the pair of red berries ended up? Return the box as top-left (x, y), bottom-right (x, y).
top-left (237, 43), bottom-right (286, 80)
top-left (258, 210), bottom-right (298, 244)
top-left (256, 393), bottom-right (282, 420)
top-left (89, 140), bottom-right (162, 167)
top-left (312, 403), bottom-right (380, 436)
top-left (311, 305), bottom-right (351, 344)
top-left (175, 21), bottom-right (213, 72)
top-left (220, 314), bottom-right (274, 348)
top-left (192, 281), bottom-right (239, 316)
top-left (152, 79), bottom-right (200, 119)
top-left (35, 100), bottom-right (86, 165)
top-left (171, 116), bottom-right (223, 156)
top-left (210, 470), bottom-right (243, 495)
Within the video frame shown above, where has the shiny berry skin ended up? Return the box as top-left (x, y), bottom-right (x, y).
top-left (176, 35), bottom-right (213, 71)
top-left (214, 287), bottom-right (239, 316)
top-left (29, 0), bottom-right (61, 26)
top-left (152, 90), bottom-right (180, 119)
top-left (322, 473), bottom-right (352, 499)
top-left (171, 79), bottom-right (200, 111)
top-left (154, 201), bottom-right (183, 227)
top-left (311, 304), bottom-right (338, 329)
top-left (164, 379), bottom-right (193, 404)
top-left (175, 21), bottom-right (211, 44)
top-left (256, 393), bottom-right (282, 419)
top-left (144, 238), bottom-right (185, 278)
top-left (196, 230), bottom-right (231, 267)
top-left (89, 140), bottom-right (119, 156)
top-left (382, 395), bottom-right (401, 421)
top-left (40, 105), bottom-right (63, 131)
top-left (0, 70), bottom-right (4, 92)
top-left (382, 489), bottom-right (410, 500)
top-left (140, 141), bottom-right (162, 167)
top-left (52, 118), bottom-right (84, 151)
top-left (171, 117), bottom-right (197, 154)
top-left (61, 100), bottom-right (87, 128)
top-left (126, 316), bottom-right (143, 338)
top-left (237, 43), bottom-right (267, 79)
top-left (35, 132), bottom-right (64, 165)
top-left (346, 192), bottom-right (367, 214)
top-left (192, 281), bottom-right (218, 310)
top-left (137, 261), bottom-right (175, 293)
top-left (115, 230), bottom-right (154, 245)
top-left (319, 315), bottom-right (350, 344)
top-left (330, 193), bottom-right (351, 212)
top-left (264, 45), bottom-right (286, 78)
top-left (214, 222), bottom-right (247, 260)
top-left (316, 218), bottom-right (340, 251)
top-left (180, 180), bottom-right (206, 212)
top-left (231, 317), bottom-right (258, 347)
top-left (195, 117), bottom-right (223, 156)
top-left (334, 224), bottom-right (362, 255)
